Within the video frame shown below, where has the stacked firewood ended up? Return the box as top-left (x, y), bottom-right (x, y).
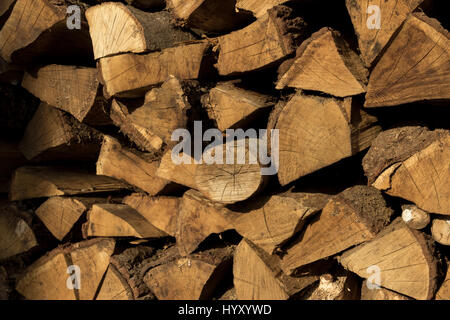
top-left (0, 0), bottom-right (449, 300)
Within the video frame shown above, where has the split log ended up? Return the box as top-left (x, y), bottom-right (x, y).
top-left (15, 238), bottom-right (115, 300)
top-left (123, 193), bottom-right (180, 237)
top-left (431, 216), bottom-right (450, 246)
top-left (233, 239), bottom-right (319, 300)
top-left (19, 103), bottom-right (102, 161)
top-left (271, 92), bottom-right (381, 186)
top-left (202, 81), bottom-right (274, 131)
top-left (216, 5), bottom-right (307, 76)
top-left (339, 218), bottom-right (439, 300)
top-left (436, 266), bottom-right (450, 300)
top-left (86, 3), bottom-right (195, 60)
top-left (110, 77), bottom-right (191, 152)
top-left (401, 204), bottom-right (430, 230)
top-left (9, 166), bottom-right (128, 201)
top-left (167, 0), bottom-right (251, 33)
top-left (0, 0), bottom-right (92, 65)
top-left (96, 246), bottom-right (155, 300)
top-left (35, 197), bottom-right (104, 241)
top-left (361, 280), bottom-right (411, 300)
top-left (276, 28), bottom-right (368, 97)
top-left (176, 190), bottom-right (236, 256)
top-left (0, 140), bottom-right (27, 193)
top-left (83, 204), bottom-right (168, 239)
top-left (232, 192), bottom-right (330, 255)
top-left (236, 0), bottom-right (290, 18)
top-left (364, 126), bottom-right (450, 215)
top-left (21, 65), bottom-right (105, 123)
top-left (302, 271), bottom-right (360, 300)
top-left (96, 136), bottom-right (173, 195)
top-left (144, 246), bottom-right (234, 300)
top-left (0, 205), bottom-right (37, 260)
top-left (98, 41), bottom-right (210, 97)
top-left (345, 0), bottom-right (423, 67)
top-left (282, 186), bottom-right (393, 275)
top-left (365, 13), bottom-right (450, 107)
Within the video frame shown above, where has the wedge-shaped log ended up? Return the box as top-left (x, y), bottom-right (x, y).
top-left (276, 28), bottom-right (368, 97)
top-left (123, 194), bottom-right (180, 237)
top-left (339, 218), bottom-right (439, 300)
top-left (16, 238), bottom-right (115, 300)
top-left (233, 192), bottom-right (330, 254)
top-left (271, 93), bottom-right (381, 186)
top-left (365, 127), bottom-right (450, 215)
top-left (216, 5), bottom-right (307, 76)
top-left (167, 0), bottom-right (250, 33)
top-left (96, 136), bottom-right (172, 195)
top-left (234, 239), bottom-right (320, 300)
top-left (176, 190), bottom-right (236, 256)
top-left (110, 77), bottom-right (191, 152)
top-left (83, 204), bottom-right (168, 239)
top-left (99, 41), bottom-right (210, 97)
top-left (9, 166), bottom-right (127, 201)
top-left (0, 205), bottom-right (37, 260)
top-left (282, 186), bottom-right (393, 275)
top-left (36, 197), bottom-right (104, 241)
top-left (0, 0), bottom-right (92, 64)
top-left (19, 103), bottom-right (102, 161)
top-left (86, 3), bottom-right (195, 60)
top-left (22, 65), bottom-right (103, 123)
top-left (202, 81), bottom-right (274, 131)
top-left (345, 0), bottom-right (423, 67)
top-left (144, 247), bottom-right (234, 300)
top-left (365, 13), bottom-right (449, 107)
top-left (431, 216), bottom-right (450, 246)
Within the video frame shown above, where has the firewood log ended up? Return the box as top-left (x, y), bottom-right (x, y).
top-left (270, 92), bottom-right (380, 186)
top-left (365, 13), bottom-right (449, 107)
top-left (9, 166), bottom-right (128, 201)
top-left (364, 126), bottom-right (450, 215)
top-left (96, 246), bottom-right (155, 300)
top-left (401, 204), bottom-right (430, 230)
top-left (436, 266), bottom-right (450, 300)
top-left (202, 81), bottom-right (275, 131)
top-left (35, 197), bottom-right (104, 241)
top-left (19, 103), bottom-right (102, 161)
top-left (167, 0), bottom-right (251, 33)
top-left (86, 2), bottom-right (196, 60)
top-left (110, 77), bottom-right (191, 152)
top-left (276, 28), bottom-right (368, 97)
top-left (233, 239), bottom-right (320, 300)
top-left (98, 41), bottom-right (211, 98)
top-left (282, 186), bottom-right (393, 275)
top-left (21, 65), bottom-right (105, 123)
top-left (0, 204), bottom-right (37, 260)
top-left (96, 136), bottom-right (173, 195)
top-left (236, 0), bottom-right (291, 18)
top-left (216, 5), bottom-right (307, 76)
top-left (15, 238), bottom-right (115, 300)
top-left (0, 0), bottom-right (92, 65)
top-left (431, 216), bottom-right (450, 246)
top-left (361, 280), bottom-right (411, 300)
top-left (144, 246), bottom-right (234, 300)
top-left (176, 190), bottom-right (236, 256)
top-left (339, 218), bottom-right (440, 300)
top-left (345, 0), bottom-right (424, 67)
top-left (83, 204), bottom-right (168, 239)
top-left (232, 192), bottom-right (330, 255)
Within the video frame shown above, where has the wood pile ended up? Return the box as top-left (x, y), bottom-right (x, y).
top-left (0, 0), bottom-right (449, 300)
